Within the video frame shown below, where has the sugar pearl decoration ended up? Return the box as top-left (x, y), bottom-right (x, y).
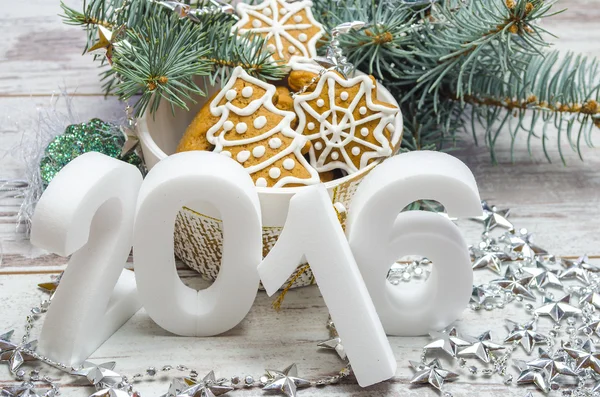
top-left (387, 123), bottom-right (396, 133)
top-left (236, 122), bottom-right (248, 134)
top-left (307, 122), bottom-right (315, 130)
top-left (253, 116), bottom-right (267, 129)
top-left (237, 150), bottom-right (251, 163)
top-left (267, 44), bottom-right (276, 53)
top-left (359, 106), bottom-right (367, 115)
top-left (298, 33), bottom-right (308, 42)
top-left (252, 20), bottom-right (262, 28)
top-left (351, 147), bottom-right (361, 156)
top-left (256, 177), bottom-right (267, 187)
top-left (223, 121), bottom-right (234, 131)
top-left (279, 7), bottom-right (287, 15)
top-left (331, 151), bottom-right (339, 160)
top-left (269, 167), bottom-right (281, 179)
top-left (252, 145), bottom-right (266, 158)
top-left (340, 92), bottom-right (349, 101)
top-left (225, 89), bottom-right (237, 101)
top-left (242, 87), bottom-right (254, 98)
top-left (283, 158), bottom-right (295, 170)
top-left (360, 127), bottom-right (369, 137)
top-left (316, 99), bottom-right (325, 107)
top-left (293, 15), bottom-right (303, 22)
top-left (288, 46), bottom-right (296, 54)
top-left (269, 137), bottom-right (282, 149)
top-left (263, 8), bottom-right (272, 16)
top-left (221, 151), bottom-right (232, 158)
top-left (314, 141), bottom-right (323, 150)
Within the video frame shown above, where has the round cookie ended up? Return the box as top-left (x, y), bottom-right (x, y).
top-left (178, 66), bottom-right (320, 188)
top-left (291, 70), bottom-right (401, 174)
top-left (232, 0), bottom-right (325, 64)
top-left (178, 92), bottom-right (219, 153)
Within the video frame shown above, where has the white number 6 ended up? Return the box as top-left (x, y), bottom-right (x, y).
top-left (347, 151), bottom-right (482, 336)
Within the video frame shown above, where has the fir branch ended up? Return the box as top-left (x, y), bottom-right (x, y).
top-left (112, 14), bottom-right (212, 116)
top-left (461, 51), bottom-right (600, 163)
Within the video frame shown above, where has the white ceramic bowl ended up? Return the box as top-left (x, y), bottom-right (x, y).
top-left (137, 65), bottom-right (403, 287)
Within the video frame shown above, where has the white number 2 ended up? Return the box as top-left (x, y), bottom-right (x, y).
top-left (31, 152), bottom-right (143, 366)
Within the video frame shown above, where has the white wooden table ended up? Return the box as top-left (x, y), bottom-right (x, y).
top-left (1, 1), bottom-right (600, 396)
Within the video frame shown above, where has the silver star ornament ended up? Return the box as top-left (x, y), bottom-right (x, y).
top-left (457, 331), bottom-right (505, 363)
top-left (409, 359), bottom-right (459, 391)
top-left (317, 337), bottom-right (346, 361)
top-left (504, 319), bottom-right (547, 354)
top-left (179, 371), bottom-right (233, 397)
top-left (262, 364), bottom-right (310, 397)
top-left (0, 331), bottom-right (38, 373)
top-left (71, 361), bottom-right (122, 386)
top-left (534, 295), bottom-right (582, 323)
top-left (424, 328), bottom-right (471, 358)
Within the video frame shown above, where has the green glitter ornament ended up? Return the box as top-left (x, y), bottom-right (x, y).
top-left (40, 118), bottom-right (144, 186)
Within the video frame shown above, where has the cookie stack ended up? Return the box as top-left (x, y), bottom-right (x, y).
top-left (176, 0), bottom-right (402, 188)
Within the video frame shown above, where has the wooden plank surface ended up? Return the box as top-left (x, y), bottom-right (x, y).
top-left (2, 1), bottom-right (600, 396)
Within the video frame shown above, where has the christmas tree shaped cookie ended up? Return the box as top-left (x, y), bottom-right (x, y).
top-left (232, 0), bottom-right (324, 64)
top-left (292, 70), bottom-right (401, 174)
top-left (178, 67), bottom-right (319, 188)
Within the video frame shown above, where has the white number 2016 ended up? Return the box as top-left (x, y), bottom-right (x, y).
top-left (30, 150), bottom-right (481, 387)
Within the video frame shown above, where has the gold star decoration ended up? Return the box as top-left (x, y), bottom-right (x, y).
top-left (88, 25), bottom-right (125, 65)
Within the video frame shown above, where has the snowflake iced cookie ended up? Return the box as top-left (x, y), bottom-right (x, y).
top-left (177, 67), bottom-right (320, 188)
top-left (291, 70), bottom-right (402, 174)
top-left (232, 0), bottom-right (325, 64)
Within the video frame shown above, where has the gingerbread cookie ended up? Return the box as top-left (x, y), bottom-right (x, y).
top-left (178, 66), bottom-right (319, 188)
top-left (291, 70), bottom-right (401, 174)
top-left (232, 0), bottom-right (325, 64)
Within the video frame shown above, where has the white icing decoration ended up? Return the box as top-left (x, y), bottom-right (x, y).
top-left (307, 122), bottom-right (315, 130)
top-left (221, 151), bottom-right (232, 158)
top-left (340, 91), bottom-right (349, 101)
top-left (292, 69), bottom-right (400, 174)
top-left (226, 89), bottom-right (237, 101)
top-left (269, 167), bottom-right (281, 179)
top-left (288, 46), bottom-right (296, 54)
top-left (237, 150), bottom-right (251, 163)
top-left (253, 145), bottom-right (266, 158)
top-left (232, 0), bottom-right (325, 62)
top-left (283, 158), bottom-right (295, 170)
top-left (386, 123), bottom-right (395, 133)
top-left (236, 122), bottom-right (248, 134)
top-left (242, 87), bottom-right (254, 98)
top-left (223, 121), bottom-right (234, 131)
top-left (254, 115), bottom-right (267, 129)
top-left (205, 67), bottom-right (320, 187)
top-left (269, 137), bottom-right (282, 149)
top-left (316, 99), bottom-right (325, 107)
